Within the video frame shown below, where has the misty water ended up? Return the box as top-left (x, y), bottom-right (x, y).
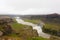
top-left (15, 17), bottom-right (51, 38)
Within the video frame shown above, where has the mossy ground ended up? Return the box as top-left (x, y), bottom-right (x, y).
top-left (10, 20), bottom-right (48, 40)
top-left (0, 19), bottom-right (48, 40)
top-left (24, 19), bottom-right (40, 24)
top-left (44, 22), bottom-right (60, 31)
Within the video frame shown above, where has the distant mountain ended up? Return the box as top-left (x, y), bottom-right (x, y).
top-left (41, 13), bottom-right (60, 23)
top-left (21, 13), bottom-right (60, 23)
top-left (0, 15), bottom-right (22, 18)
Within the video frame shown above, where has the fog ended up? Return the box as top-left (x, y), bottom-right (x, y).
top-left (0, 0), bottom-right (60, 15)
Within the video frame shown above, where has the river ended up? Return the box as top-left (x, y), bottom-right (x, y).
top-left (15, 17), bottom-right (51, 38)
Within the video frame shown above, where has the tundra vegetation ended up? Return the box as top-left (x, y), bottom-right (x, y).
top-left (0, 16), bottom-right (48, 40)
top-left (22, 13), bottom-right (60, 40)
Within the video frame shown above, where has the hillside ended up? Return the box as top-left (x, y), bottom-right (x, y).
top-left (41, 13), bottom-right (60, 37)
top-left (21, 13), bottom-right (60, 32)
top-left (0, 16), bottom-right (48, 40)
top-left (21, 13), bottom-right (60, 40)
top-left (0, 14), bottom-right (60, 40)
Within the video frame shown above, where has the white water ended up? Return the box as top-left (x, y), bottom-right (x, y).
top-left (15, 17), bottom-right (51, 38)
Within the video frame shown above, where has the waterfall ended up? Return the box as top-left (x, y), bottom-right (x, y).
top-left (15, 17), bottom-right (51, 38)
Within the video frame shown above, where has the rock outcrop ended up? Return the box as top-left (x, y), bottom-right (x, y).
top-left (0, 16), bottom-right (14, 36)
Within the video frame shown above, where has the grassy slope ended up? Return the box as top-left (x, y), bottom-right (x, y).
top-left (49, 35), bottom-right (60, 40)
top-left (24, 19), bottom-right (40, 24)
top-left (30, 37), bottom-right (48, 40)
top-left (23, 18), bottom-right (60, 40)
top-left (11, 19), bottom-right (48, 40)
top-left (0, 17), bottom-right (48, 40)
top-left (12, 22), bottom-right (27, 31)
top-left (44, 22), bottom-right (60, 31)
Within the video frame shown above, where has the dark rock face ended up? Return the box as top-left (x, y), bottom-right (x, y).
top-left (0, 16), bottom-right (14, 36)
top-left (2, 24), bottom-right (13, 35)
top-left (0, 16), bottom-right (13, 24)
top-left (42, 27), bottom-right (60, 37)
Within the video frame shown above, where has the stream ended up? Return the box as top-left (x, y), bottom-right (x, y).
top-left (15, 17), bottom-right (51, 38)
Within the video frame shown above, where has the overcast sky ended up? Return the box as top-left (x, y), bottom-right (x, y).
top-left (0, 0), bottom-right (60, 15)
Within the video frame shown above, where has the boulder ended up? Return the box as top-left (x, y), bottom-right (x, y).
top-left (0, 31), bottom-right (3, 36)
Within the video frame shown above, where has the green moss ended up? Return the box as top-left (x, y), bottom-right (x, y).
top-left (27, 37), bottom-right (48, 40)
top-left (44, 22), bottom-right (60, 31)
top-left (11, 22), bottom-right (27, 31)
top-left (1, 19), bottom-right (49, 40)
top-left (24, 19), bottom-right (40, 24)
